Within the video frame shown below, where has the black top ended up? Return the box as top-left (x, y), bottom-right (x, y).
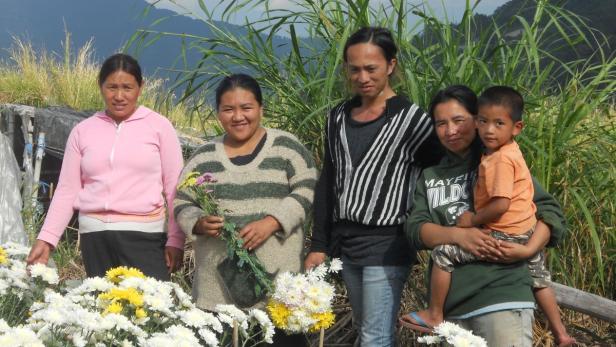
top-left (229, 133), bottom-right (268, 165)
top-left (342, 110), bottom-right (412, 265)
top-left (310, 95), bottom-right (443, 266)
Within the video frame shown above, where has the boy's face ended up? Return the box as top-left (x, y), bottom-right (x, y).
top-left (476, 104), bottom-right (523, 153)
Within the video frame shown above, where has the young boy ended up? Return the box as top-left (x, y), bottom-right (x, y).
top-left (407, 86), bottom-right (575, 346)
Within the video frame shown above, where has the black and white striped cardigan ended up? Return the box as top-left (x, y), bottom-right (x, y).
top-left (327, 95), bottom-right (435, 226)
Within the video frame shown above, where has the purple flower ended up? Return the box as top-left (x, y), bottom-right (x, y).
top-left (196, 172), bottom-right (217, 186)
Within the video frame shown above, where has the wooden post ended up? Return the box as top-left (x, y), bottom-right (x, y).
top-left (319, 327), bottom-right (325, 347)
top-left (552, 282), bottom-right (616, 323)
top-left (233, 320), bottom-right (239, 347)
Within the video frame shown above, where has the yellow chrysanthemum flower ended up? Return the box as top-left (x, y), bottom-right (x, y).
top-left (104, 301), bottom-right (123, 315)
top-left (135, 308), bottom-right (147, 319)
top-left (309, 311), bottom-right (335, 333)
top-left (105, 266), bottom-right (145, 284)
top-left (178, 171), bottom-right (199, 189)
top-left (0, 247), bottom-right (8, 265)
top-left (266, 299), bottom-right (291, 329)
top-left (99, 287), bottom-right (144, 307)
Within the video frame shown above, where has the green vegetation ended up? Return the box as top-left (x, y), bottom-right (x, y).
top-left (132, 0), bottom-right (615, 344)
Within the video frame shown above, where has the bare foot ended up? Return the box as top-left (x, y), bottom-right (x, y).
top-left (556, 334), bottom-right (576, 347)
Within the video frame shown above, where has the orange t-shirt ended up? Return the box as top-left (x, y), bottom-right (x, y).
top-left (474, 141), bottom-right (537, 235)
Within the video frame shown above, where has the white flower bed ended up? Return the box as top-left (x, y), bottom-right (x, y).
top-left (0, 243), bottom-right (274, 346)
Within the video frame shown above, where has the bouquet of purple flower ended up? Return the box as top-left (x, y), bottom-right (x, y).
top-left (178, 172), bottom-right (272, 307)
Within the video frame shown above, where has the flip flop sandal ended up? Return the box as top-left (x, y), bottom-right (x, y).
top-left (398, 312), bottom-right (434, 333)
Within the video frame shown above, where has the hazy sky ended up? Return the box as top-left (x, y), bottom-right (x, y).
top-left (148, 0), bottom-right (510, 31)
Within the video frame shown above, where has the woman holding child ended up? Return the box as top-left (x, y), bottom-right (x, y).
top-left (305, 27), bottom-right (441, 346)
top-left (401, 85), bottom-right (574, 346)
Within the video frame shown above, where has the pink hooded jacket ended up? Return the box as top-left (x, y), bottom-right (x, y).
top-left (37, 106), bottom-right (185, 249)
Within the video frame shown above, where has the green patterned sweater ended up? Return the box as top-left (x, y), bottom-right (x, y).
top-left (174, 128), bottom-right (317, 309)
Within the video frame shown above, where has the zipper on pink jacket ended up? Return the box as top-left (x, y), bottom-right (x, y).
top-left (105, 121), bottom-right (123, 212)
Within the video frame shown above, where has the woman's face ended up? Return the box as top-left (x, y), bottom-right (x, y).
top-left (217, 87), bottom-right (263, 144)
top-left (100, 70), bottom-right (142, 121)
top-left (433, 99), bottom-right (477, 156)
top-left (345, 43), bottom-right (395, 99)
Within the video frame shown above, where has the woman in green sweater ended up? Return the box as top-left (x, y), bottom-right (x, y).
top-left (401, 85), bottom-right (567, 346)
top-left (174, 74), bottom-right (316, 346)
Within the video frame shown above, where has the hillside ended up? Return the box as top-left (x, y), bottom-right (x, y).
top-left (0, 0), bottom-right (290, 79)
top-left (477, 0), bottom-right (615, 61)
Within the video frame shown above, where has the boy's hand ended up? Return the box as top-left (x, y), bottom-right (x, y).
top-left (456, 211), bottom-right (475, 227)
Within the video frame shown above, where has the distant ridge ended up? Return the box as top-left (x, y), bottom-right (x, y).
top-left (0, 0), bottom-right (290, 79)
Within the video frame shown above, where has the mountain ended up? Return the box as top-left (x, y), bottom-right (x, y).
top-left (0, 0), bottom-right (290, 79)
top-left (475, 0), bottom-right (616, 61)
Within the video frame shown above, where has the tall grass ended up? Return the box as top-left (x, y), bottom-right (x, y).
top-left (0, 34), bottom-right (200, 130)
top-left (137, 0), bottom-right (615, 300)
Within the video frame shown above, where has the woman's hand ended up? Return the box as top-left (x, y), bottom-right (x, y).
top-left (484, 241), bottom-right (533, 263)
top-left (453, 227), bottom-right (499, 258)
top-left (165, 246), bottom-right (184, 273)
top-left (304, 252), bottom-right (327, 270)
top-left (239, 216), bottom-right (280, 251)
top-left (26, 240), bottom-right (54, 266)
top-left (192, 215), bottom-right (224, 237)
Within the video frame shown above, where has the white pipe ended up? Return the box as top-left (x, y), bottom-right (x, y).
top-left (32, 132), bottom-right (46, 207)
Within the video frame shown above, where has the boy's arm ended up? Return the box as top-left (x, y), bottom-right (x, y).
top-left (457, 197), bottom-right (510, 227)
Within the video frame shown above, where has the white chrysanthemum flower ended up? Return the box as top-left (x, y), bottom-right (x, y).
top-left (178, 308), bottom-right (208, 327)
top-left (168, 282), bottom-right (195, 308)
top-left (143, 293), bottom-right (174, 314)
top-left (0, 318), bottom-right (9, 331)
top-left (28, 263), bottom-right (59, 284)
top-left (0, 326), bottom-right (45, 347)
top-left (72, 333), bottom-right (87, 347)
top-left (101, 314), bottom-right (147, 338)
top-left (249, 308), bottom-right (275, 343)
top-left (198, 328), bottom-right (219, 347)
top-left (329, 258), bottom-right (343, 273)
top-left (216, 312), bottom-right (233, 327)
top-left (214, 304), bottom-right (247, 323)
top-left (144, 335), bottom-right (175, 347)
top-left (121, 339), bottom-right (135, 347)
top-left (307, 263), bottom-right (327, 280)
top-left (417, 335), bottom-right (442, 344)
top-left (81, 277), bottom-right (113, 292)
top-left (2, 242), bottom-right (30, 256)
top-left (434, 321), bottom-right (459, 336)
top-left (429, 322), bottom-right (487, 347)
top-left (165, 325), bottom-right (201, 346)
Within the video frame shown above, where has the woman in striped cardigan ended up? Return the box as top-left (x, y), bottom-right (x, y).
top-left (305, 27), bottom-right (442, 346)
top-left (174, 74), bottom-right (316, 346)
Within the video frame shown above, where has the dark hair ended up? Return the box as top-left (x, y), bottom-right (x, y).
top-left (343, 27), bottom-right (397, 62)
top-left (429, 85), bottom-right (482, 167)
top-left (478, 86), bottom-right (524, 122)
top-left (215, 73), bottom-right (263, 110)
top-left (428, 85), bottom-right (478, 121)
top-left (98, 53), bottom-right (143, 86)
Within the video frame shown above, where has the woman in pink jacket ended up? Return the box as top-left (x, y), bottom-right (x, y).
top-left (27, 54), bottom-right (184, 280)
